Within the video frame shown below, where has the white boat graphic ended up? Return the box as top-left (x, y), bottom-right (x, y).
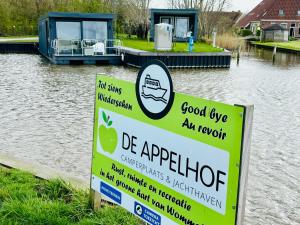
top-left (142, 75), bottom-right (167, 104)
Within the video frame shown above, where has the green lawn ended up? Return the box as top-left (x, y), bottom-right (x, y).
top-left (253, 41), bottom-right (300, 51)
top-left (0, 167), bottom-right (141, 225)
top-left (120, 37), bottom-right (223, 53)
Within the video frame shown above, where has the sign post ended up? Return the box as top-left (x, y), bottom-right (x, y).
top-left (90, 60), bottom-right (253, 225)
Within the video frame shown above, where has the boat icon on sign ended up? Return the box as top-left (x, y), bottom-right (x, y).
top-left (142, 75), bottom-right (167, 104)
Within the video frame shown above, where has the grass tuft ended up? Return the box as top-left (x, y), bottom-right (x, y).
top-left (0, 167), bottom-right (141, 225)
top-left (35, 179), bottom-right (74, 203)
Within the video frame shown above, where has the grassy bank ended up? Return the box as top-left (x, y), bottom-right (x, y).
top-left (252, 41), bottom-right (300, 51)
top-left (0, 36), bottom-right (38, 43)
top-left (119, 36), bottom-right (223, 53)
top-left (0, 167), bottom-right (141, 225)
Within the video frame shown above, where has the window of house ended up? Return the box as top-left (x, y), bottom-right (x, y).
top-left (298, 10), bottom-right (300, 16)
top-left (279, 9), bottom-right (284, 16)
top-left (280, 23), bottom-right (288, 29)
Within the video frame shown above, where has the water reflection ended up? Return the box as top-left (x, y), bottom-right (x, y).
top-left (0, 49), bottom-right (299, 225)
top-left (243, 45), bottom-right (300, 67)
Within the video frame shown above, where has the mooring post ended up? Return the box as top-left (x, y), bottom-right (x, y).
top-left (212, 31), bottom-right (217, 48)
top-left (272, 45), bottom-right (277, 64)
top-left (248, 44), bottom-right (250, 57)
top-left (237, 45), bottom-right (241, 65)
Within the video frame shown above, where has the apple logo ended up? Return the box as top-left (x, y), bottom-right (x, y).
top-left (99, 111), bottom-right (118, 154)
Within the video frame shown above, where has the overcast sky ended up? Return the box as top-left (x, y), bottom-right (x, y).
top-left (150, 0), bottom-right (262, 13)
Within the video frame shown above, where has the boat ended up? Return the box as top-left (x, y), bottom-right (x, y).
top-left (142, 75), bottom-right (167, 103)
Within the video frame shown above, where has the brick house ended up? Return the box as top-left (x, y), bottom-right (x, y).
top-left (237, 0), bottom-right (300, 38)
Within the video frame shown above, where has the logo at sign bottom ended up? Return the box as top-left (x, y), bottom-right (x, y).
top-left (134, 202), bottom-right (161, 225)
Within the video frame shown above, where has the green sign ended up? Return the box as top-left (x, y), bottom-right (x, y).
top-left (91, 62), bottom-right (247, 225)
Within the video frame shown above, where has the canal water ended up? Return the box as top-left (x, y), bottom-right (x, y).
top-left (0, 49), bottom-right (299, 225)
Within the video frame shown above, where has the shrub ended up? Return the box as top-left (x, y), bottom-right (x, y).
top-left (256, 30), bottom-right (261, 37)
top-left (240, 29), bottom-right (253, 37)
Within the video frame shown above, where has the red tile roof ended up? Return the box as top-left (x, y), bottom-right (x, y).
top-left (237, 0), bottom-right (300, 28)
top-left (262, 0), bottom-right (300, 20)
top-left (237, 0), bottom-right (276, 27)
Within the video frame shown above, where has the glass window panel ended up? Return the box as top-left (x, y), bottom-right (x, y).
top-left (83, 21), bottom-right (107, 41)
top-left (161, 17), bottom-right (172, 25)
top-left (175, 17), bottom-right (189, 38)
top-left (56, 22), bottom-right (81, 40)
top-left (161, 18), bottom-right (170, 24)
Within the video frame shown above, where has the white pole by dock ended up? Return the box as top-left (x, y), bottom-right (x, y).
top-left (272, 46), bottom-right (277, 64)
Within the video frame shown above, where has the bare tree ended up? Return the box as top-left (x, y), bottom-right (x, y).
top-left (126, 0), bottom-right (151, 38)
top-left (168, 0), bottom-right (202, 9)
top-left (168, 0), bottom-right (231, 38)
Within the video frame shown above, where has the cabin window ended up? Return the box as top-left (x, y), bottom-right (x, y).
top-left (82, 21), bottom-right (107, 41)
top-left (175, 17), bottom-right (189, 38)
top-left (160, 16), bottom-right (174, 26)
top-left (279, 9), bottom-right (284, 16)
top-left (56, 22), bottom-right (81, 55)
top-left (56, 22), bottom-right (81, 40)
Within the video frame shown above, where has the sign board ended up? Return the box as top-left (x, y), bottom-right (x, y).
top-left (91, 61), bottom-right (252, 225)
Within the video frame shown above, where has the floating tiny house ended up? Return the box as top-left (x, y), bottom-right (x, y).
top-left (150, 9), bottom-right (199, 42)
top-left (38, 12), bottom-right (121, 65)
top-left (36, 12), bottom-right (231, 68)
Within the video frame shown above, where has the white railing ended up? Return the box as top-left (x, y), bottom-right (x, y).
top-left (51, 39), bottom-right (123, 56)
top-left (106, 39), bottom-right (123, 55)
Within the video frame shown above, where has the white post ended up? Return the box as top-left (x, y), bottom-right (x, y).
top-left (212, 31), bottom-right (217, 48)
top-left (272, 46), bottom-right (277, 63)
